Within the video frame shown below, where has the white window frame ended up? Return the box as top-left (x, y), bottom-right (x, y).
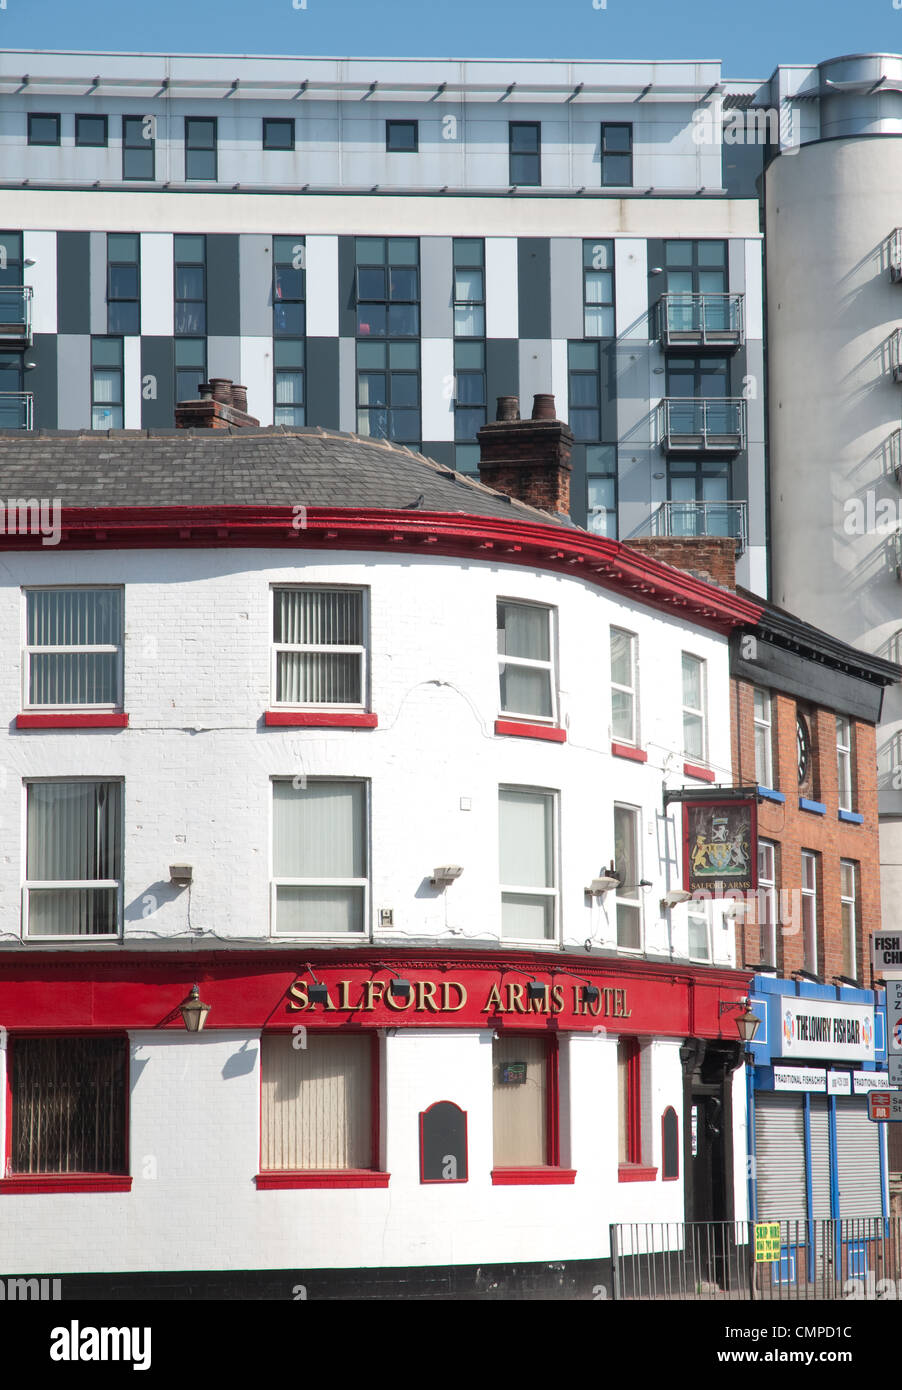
top-left (753, 687), bottom-right (773, 788)
top-left (270, 777), bottom-right (370, 939)
top-left (23, 586), bottom-right (124, 712)
top-left (498, 785), bottom-right (559, 944)
top-left (271, 586), bottom-right (368, 711)
top-left (756, 839), bottom-right (777, 966)
top-left (613, 802), bottom-right (643, 953)
top-left (836, 716), bottom-right (854, 812)
top-left (22, 777), bottom-right (123, 941)
top-left (840, 858), bottom-right (857, 981)
top-left (686, 898), bottom-right (711, 963)
top-left (681, 652), bottom-right (707, 762)
top-left (801, 849), bottom-right (818, 975)
top-left (497, 599), bottom-right (557, 725)
top-left (610, 626), bottom-right (638, 746)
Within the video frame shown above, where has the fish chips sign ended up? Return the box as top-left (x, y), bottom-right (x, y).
top-left (682, 798), bottom-right (757, 894)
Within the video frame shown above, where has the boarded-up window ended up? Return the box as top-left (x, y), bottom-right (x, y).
top-left (261, 1033), bottom-right (373, 1170)
top-left (492, 1035), bottom-right (547, 1167)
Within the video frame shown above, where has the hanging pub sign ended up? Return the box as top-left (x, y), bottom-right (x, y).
top-left (682, 798), bottom-right (757, 894)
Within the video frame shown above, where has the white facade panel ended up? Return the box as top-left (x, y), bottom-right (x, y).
top-left (485, 238), bottom-right (519, 339)
top-left (123, 335), bottom-right (142, 429)
top-left (139, 233), bottom-right (174, 338)
top-left (240, 336), bottom-right (274, 426)
top-left (22, 230), bottom-right (57, 335)
top-left (420, 338), bottom-right (454, 441)
top-left (304, 235), bottom-right (339, 339)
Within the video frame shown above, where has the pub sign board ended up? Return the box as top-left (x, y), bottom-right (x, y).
top-left (419, 1101), bottom-right (468, 1183)
top-left (682, 798), bottom-right (757, 895)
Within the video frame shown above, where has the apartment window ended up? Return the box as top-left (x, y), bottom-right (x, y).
top-left (682, 654), bottom-right (707, 761)
top-left (497, 600), bottom-right (555, 721)
top-left (27, 113), bottom-right (60, 146)
top-left (356, 341), bottom-right (419, 443)
top-left (174, 235), bottom-right (206, 335)
top-left (261, 1033), bottom-right (375, 1171)
top-left (836, 716), bottom-right (854, 812)
top-left (454, 341), bottom-right (486, 443)
top-left (91, 337), bottom-right (123, 429)
top-left (263, 118), bottom-right (295, 151)
top-left (122, 115), bottom-right (155, 181)
top-left (274, 339), bottom-right (305, 427)
top-left (601, 123), bottom-right (633, 186)
top-left (756, 840), bottom-right (778, 967)
top-left (355, 237), bottom-right (419, 338)
top-left (175, 338), bottom-right (206, 402)
top-left (453, 239), bottom-right (485, 337)
top-left (272, 779), bottom-right (367, 935)
top-left (687, 899), bottom-right (711, 962)
top-left (386, 120), bottom-right (418, 153)
top-left (614, 804), bottom-right (642, 950)
top-left (753, 687), bottom-right (773, 787)
top-left (568, 342), bottom-right (602, 441)
top-left (453, 239), bottom-right (486, 463)
top-left (493, 1034), bottom-right (555, 1168)
top-left (25, 588), bottom-right (123, 709)
top-left (499, 788), bottom-right (557, 941)
top-left (618, 1038), bottom-right (641, 1165)
top-left (582, 240), bottom-right (615, 338)
top-left (587, 446), bottom-right (618, 539)
top-left (107, 233), bottom-right (140, 336)
top-left (9, 1037), bottom-right (127, 1174)
top-left (75, 115), bottom-right (108, 148)
top-left (25, 780), bottom-right (122, 938)
top-left (272, 588), bottom-right (365, 707)
top-left (664, 240), bottom-right (727, 298)
top-left (840, 860), bottom-right (858, 981)
top-left (0, 351), bottom-right (24, 428)
top-left (509, 122), bottom-right (540, 186)
top-left (273, 236), bottom-right (306, 337)
top-left (801, 850), bottom-right (818, 975)
top-left (610, 627), bottom-right (637, 744)
top-left (185, 117), bottom-right (217, 181)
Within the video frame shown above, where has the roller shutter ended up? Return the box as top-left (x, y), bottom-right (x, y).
top-left (836, 1096), bottom-right (883, 1219)
top-left (809, 1095), bottom-right (832, 1220)
top-left (755, 1093), bottom-right (806, 1222)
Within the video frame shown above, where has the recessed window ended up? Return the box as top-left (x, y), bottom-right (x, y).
top-left (27, 114), bottom-right (60, 146)
top-left (356, 340), bottom-right (420, 444)
top-left (453, 238), bottom-right (484, 338)
top-left (261, 1033), bottom-right (376, 1171)
top-left (355, 236), bottom-right (420, 338)
top-left (273, 236), bottom-right (305, 337)
top-left (185, 117), bottom-right (217, 181)
top-left (601, 123), bottom-right (633, 186)
top-left (386, 120), bottom-right (418, 153)
top-left (107, 233), bottom-right (140, 336)
top-left (175, 337), bottom-right (206, 403)
top-left (493, 1034), bottom-right (556, 1167)
top-left (122, 115), bottom-right (155, 181)
top-left (454, 340), bottom-right (486, 444)
top-left (587, 447), bottom-right (618, 538)
top-left (75, 115), bottom-right (108, 148)
top-left (497, 600), bottom-right (555, 721)
top-left (753, 687), bottom-right (773, 787)
top-left (174, 235), bottom-right (206, 336)
top-left (263, 118), bottom-right (295, 152)
top-left (91, 337), bottom-right (123, 430)
top-left (801, 849), bottom-right (818, 975)
top-left (583, 240), bottom-right (615, 337)
top-left (509, 121), bottom-right (540, 186)
top-left (274, 339), bottom-right (305, 427)
top-left (618, 1038), bottom-right (642, 1164)
top-left (610, 627), bottom-right (637, 745)
top-left (9, 1037), bottom-right (127, 1173)
top-left (614, 804), bottom-right (642, 950)
top-left (836, 716), bottom-right (854, 812)
top-left (272, 588), bottom-right (366, 707)
top-left (25, 588), bottom-right (123, 710)
top-left (840, 859), bottom-right (858, 980)
top-left (499, 788), bottom-right (557, 941)
top-left (25, 780), bottom-right (122, 938)
top-left (272, 779), bottom-right (368, 935)
top-left (682, 653), bottom-right (707, 761)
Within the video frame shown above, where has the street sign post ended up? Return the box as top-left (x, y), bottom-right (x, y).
top-left (868, 1090), bottom-right (902, 1122)
top-left (872, 933), bottom-right (902, 974)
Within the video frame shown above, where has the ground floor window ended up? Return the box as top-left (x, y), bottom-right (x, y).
top-left (260, 1032), bottom-right (376, 1170)
top-left (492, 1033), bottom-right (556, 1167)
top-left (9, 1036), bottom-right (127, 1174)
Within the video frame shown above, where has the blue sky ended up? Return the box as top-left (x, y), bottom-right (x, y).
top-left (1, 0), bottom-right (900, 78)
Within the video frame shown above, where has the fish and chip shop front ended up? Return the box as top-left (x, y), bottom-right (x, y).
top-left (747, 977), bottom-right (888, 1272)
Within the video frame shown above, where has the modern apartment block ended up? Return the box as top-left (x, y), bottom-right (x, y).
top-left (0, 50), bottom-right (766, 591)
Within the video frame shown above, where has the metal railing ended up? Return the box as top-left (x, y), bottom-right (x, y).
top-left (658, 292), bottom-right (744, 348)
top-left (0, 392), bottom-right (33, 430)
top-left (658, 397), bottom-right (746, 453)
top-left (639, 499), bottom-right (748, 554)
top-left (611, 1219), bottom-right (899, 1300)
top-left (0, 285), bottom-right (33, 342)
top-left (890, 228), bottom-right (902, 282)
top-left (891, 328), bottom-right (902, 382)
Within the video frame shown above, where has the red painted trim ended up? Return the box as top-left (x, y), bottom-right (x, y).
top-left (617, 1165), bottom-right (658, 1184)
top-left (662, 1106), bottom-right (679, 1181)
top-left (264, 711), bottom-right (378, 728)
top-left (16, 713), bottom-right (128, 729)
top-left (491, 1168), bottom-right (577, 1185)
top-left (623, 1037), bottom-right (642, 1165)
top-left (494, 720), bottom-right (567, 743)
top-left (255, 1171), bottom-right (390, 1189)
top-left (0, 506), bottom-right (762, 637)
top-left (418, 1100), bottom-right (468, 1183)
top-left (370, 1031), bottom-right (380, 1172)
top-left (683, 762), bottom-right (716, 783)
top-left (611, 742), bottom-right (647, 763)
top-left (0, 1175), bottom-right (132, 1194)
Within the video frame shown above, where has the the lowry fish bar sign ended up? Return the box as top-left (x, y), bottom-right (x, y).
top-left (872, 933), bottom-right (902, 974)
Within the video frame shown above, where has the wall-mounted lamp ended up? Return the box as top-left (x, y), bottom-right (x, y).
top-left (586, 874), bottom-right (621, 896)
top-left (169, 864), bottom-right (193, 888)
top-left (430, 865), bottom-right (463, 888)
top-left (179, 983), bottom-right (211, 1033)
top-left (389, 976), bottom-right (412, 1002)
top-left (24, 361), bottom-right (37, 370)
top-left (526, 981), bottom-right (547, 1003)
top-left (660, 888), bottom-right (692, 912)
top-left (23, 257), bottom-right (35, 267)
top-left (719, 997), bottom-right (760, 1053)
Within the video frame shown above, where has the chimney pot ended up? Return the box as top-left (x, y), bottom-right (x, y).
top-left (209, 378), bottom-right (233, 406)
top-left (477, 388), bottom-right (572, 518)
top-left (496, 395), bottom-right (520, 422)
top-left (230, 383), bottom-right (248, 414)
top-left (531, 393), bottom-right (556, 421)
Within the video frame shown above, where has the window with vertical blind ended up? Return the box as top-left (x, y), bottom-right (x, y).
top-left (25, 780), bottom-right (122, 938)
top-left (492, 1034), bottom-right (550, 1167)
top-left (9, 1036), bottom-right (127, 1174)
top-left (25, 588), bottom-right (123, 709)
top-left (272, 779), bottom-right (368, 935)
top-left (498, 788), bottom-right (557, 941)
top-left (261, 1033), bottom-right (375, 1171)
top-left (497, 600), bottom-right (556, 722)
top-left (272, 588), bottom-right (366, 708)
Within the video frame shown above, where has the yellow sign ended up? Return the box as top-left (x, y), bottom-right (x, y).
top-left (754, 1222), bottom-right (782, 1263)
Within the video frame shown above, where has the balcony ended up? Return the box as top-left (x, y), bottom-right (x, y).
top-left (657, 398), bottom-right (746, 454)
top-left (890, 229), bottom-right (902, 282)
top-left (892, 328), bottom-right (902, 382)
top-left (642, 500), bottom-right (748, 556)
top-left (0, 393), bottom-right (33, 430)
top-left (0, 286), bottom-right (33, 346)
top-left (657, 293), bottom-right (744, 350)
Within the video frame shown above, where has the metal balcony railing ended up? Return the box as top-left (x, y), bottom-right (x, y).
top-left (0, 392), bottom-right (33, 430)
top-left (892, 328), bottom-right (902, 382)
top-left (657, 292), bottom-right (744, 349)
top-left (658, 397), bottom-right (746, 453)
top-left (891, 229), bottom-right (902, 282)
top-left (0, 286), bottom-right (33, 344)
top-left (643, 499), bottom-right (748, 555)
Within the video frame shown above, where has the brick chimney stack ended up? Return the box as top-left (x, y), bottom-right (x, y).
top-left (626, 536), bottom-right (737, 591)
top-left (477, 393), bottom-right (573, 517)
top-left (175, 378), bottom-right (259, 429)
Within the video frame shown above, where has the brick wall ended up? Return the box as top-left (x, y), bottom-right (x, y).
top-left (626, 537), bottom-right (737, 593)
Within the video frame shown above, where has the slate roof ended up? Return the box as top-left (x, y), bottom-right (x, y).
top-left (0, 427), bottom-right (575, 528)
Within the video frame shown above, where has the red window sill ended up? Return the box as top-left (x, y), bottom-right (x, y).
top-left (0, 1174), bottom-right (132, 1194)
top-left (491, 1167), bottom-right (576, 1185)
top-left (618, 1165), bottom-right (658, 1184)
top-left (683, 762), bottom-right (715, 783)
top-left (611, 741), bottom-right (647, 763)
top-left (264, 711), bottom-right (378, 729)
top-left (255, 1170), bottom-right (390, 1189)
top-left (494, 720), bottom-right (567, 744)
top-left (16, 713), bottom-right (129, 730)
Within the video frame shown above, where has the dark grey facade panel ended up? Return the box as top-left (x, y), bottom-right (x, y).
top-left (485, 339), bottom-right (519, 418)
top-left (517, 239), bottom-right (551, 341)
top-left (29, 334), bottom-right (58, 431)
top-left (730, 634), bottom-right (885, 724)
top-left (600, 342), bottom-right (618, 441)
top-left (140, 337), bottom-right (175, 430)
top-left (421, 441), bottom-right (453, 470)
top-left (338, 236), bottom-right (357, 338)
top-left (305, 337), bottom-right (340, 430)
top-left (205, 236), bottom-right (240, 338)
top-left (56, 232), bottom-right (91, 335)
top-left (569, 442), bottom-right (588, 531)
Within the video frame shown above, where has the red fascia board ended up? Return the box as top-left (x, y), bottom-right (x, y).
top-left (4, 507), bottom-right (763, 637)
top-left (491, 1168), bottom-right (577, 1185)
top-left (264, 712), bottom-right (378, 728)
top-left (16, 713), bottom-right (129, 729)
top-left (0, 1175), bottom-right (132, 1194)
top-left (255, 1171), bottom-right (390, 1189)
